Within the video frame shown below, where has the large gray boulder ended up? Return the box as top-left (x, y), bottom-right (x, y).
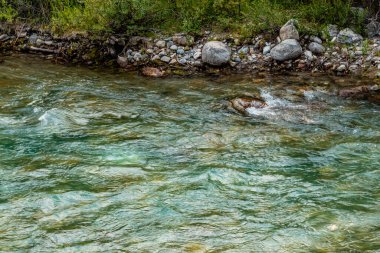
top-left (270, 39), bottom-right (302, 61)
top-left (202, 41), bottom-right (231, 66)
top-left (336, 28), bottom-right (363, 44)
top-left (280, 19), bottom-right (299, 41)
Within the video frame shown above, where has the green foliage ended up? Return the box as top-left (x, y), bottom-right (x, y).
top-left (50, 0), bottom-right (174, 33)
top-left (0, 0), bottom-right (373, 36)
top-left (362, 39), bottom-right (369, 55)
top-left (0, 0), bottom-right (16, 22)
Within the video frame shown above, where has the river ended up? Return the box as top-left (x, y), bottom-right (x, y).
top-left (0, 55), bottom-right (379, 252)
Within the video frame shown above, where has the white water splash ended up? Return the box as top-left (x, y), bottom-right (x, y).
top-left (38, 108), bottom-right (89, 127)
top-left (245, 90), bottom-right (318, 124)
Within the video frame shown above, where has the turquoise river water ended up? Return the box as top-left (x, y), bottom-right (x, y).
top-left (0, 55), bottom-right (379, 252)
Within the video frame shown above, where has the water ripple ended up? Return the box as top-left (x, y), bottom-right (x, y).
top-left (0, 56), bottom-right (379, 252)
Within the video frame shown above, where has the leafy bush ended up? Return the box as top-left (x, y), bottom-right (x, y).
top-left (0, 0), bottom-right (373, 36)
top-left (0, 0), bottom-right (17, 22)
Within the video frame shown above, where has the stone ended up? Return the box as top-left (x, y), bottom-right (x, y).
top-left (324, 62), bottom-right (333, 69)
top-left (238, 46), bottom-right (249, 55)
top-left (327, 24), bottom-right (339, 38)
top-left (142, 67), bottom-right (164, 77)
top-left (169, 59), bottom-right (177, 65)
top-left (263, 45), bottom-right (271, 55)
top-left (270, 39), bottom-right (302, 61)
top-left (177, 48), bottom-right (185, 55)
top-left (152, 55), bottom-right (160, 61)
top-left (178, 58), bottom-right (187, 65)
top-left (193, 60), bottom-right (203, 67)
top-left (35, 39), bottom-right (43, 46)
top-left (339, 85), bottom-right (378, 99)
top-left (193, 51), bottom-right (202, 60)
top-left (0, 34), bottom-right (10, 42)
top-left (156, 40), bottom-right (166, 48)
top-left (230, 61), bottom-right (238, 67)
top-left (349, 64), bottom-right (359, 72)
top-left (280, 19), bottom-right (299, 41)
top-left (128, 36), bottom-right (151, 48)
top-left (170, 45), bottom-right (178, 51)
top-left (117, 56), bottom-right (128, 68)
top-left (201, 41), bottom-right (231, 66)
top-left (310, 36), bottom-right (323, 44)
top-left (337, 28), bottom-right (363, 44)
top-left (336, 64), bottom-right (347, 72)
top-left (133, 52), bottom-right (142, 61)
top-left (341, 47), bottom-right (349, 58)
top-left (158, 51), bottom-right (167, 57)
top-left (232, 56), bottom-right (241, 62)
top-left (229, 97), bottom-right (267, 115)
top-left (308, 42), bottom-right (325, 55)
top-left (366, 20), bottom-right (380, 38)
top-left (160, 56), bottom-right (171, 63)
top-left (29, 34), bottom-right (38, 44)
top-left (173, 34), bottom-right (194, 46)
top-left (304, 50), bottom-right (314, 61)
top-left (166, 41), bottom-right (174, 48)
top-left (17, 32), bottom-right (27, 38)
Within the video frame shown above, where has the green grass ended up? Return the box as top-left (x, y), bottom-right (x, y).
top-left (0, 0), bottom-right (372, 37)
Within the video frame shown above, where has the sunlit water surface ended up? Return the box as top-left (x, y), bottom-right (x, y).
top-left (0, 55), bottom-right (379, 252)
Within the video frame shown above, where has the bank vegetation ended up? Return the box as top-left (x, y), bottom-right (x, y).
top-left (0, 0), bottom-right (379, 36)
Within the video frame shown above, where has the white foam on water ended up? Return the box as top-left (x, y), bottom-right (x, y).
top-left (38, 108), bottom-right (89, 127)
top-left (245, 90), bottom-right (319, 124)
top-left (0, 116), bottom-right (20, 125)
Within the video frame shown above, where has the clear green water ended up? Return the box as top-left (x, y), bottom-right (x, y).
top-left (0, 55), bottom-right (380, 253)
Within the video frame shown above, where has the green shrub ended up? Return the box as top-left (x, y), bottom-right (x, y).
top-left (0, 0), bottom-right (373, 36)
top-left (0, 0), bottom-right (16, 22)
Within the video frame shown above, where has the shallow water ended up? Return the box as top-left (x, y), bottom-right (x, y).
top-left (0, 55), bottom-right (379, 252)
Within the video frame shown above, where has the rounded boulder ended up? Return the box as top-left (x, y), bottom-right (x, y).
top-left (270, 39), bottom-right (302, 61)
top-left (202, 41), bottom-right (231, 66)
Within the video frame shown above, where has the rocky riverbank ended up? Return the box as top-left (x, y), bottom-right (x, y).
top-left (2, 20), bottom-right (380, 79)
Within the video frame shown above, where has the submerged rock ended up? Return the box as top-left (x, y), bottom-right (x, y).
top-left (229, 97), bottom-right (267, 115)
top-left (270, 39), bottom-right (302, 61)
top-left (202, 41), bottom-right (231, 66)
top-left (141, 67), bottom-right (164, 77)
top-left (280, 19), bottom-right (299, 41)
top-left (338, 85), bottom-right (379, 99)
top-left (368, 93), bottom-right (380, 104)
